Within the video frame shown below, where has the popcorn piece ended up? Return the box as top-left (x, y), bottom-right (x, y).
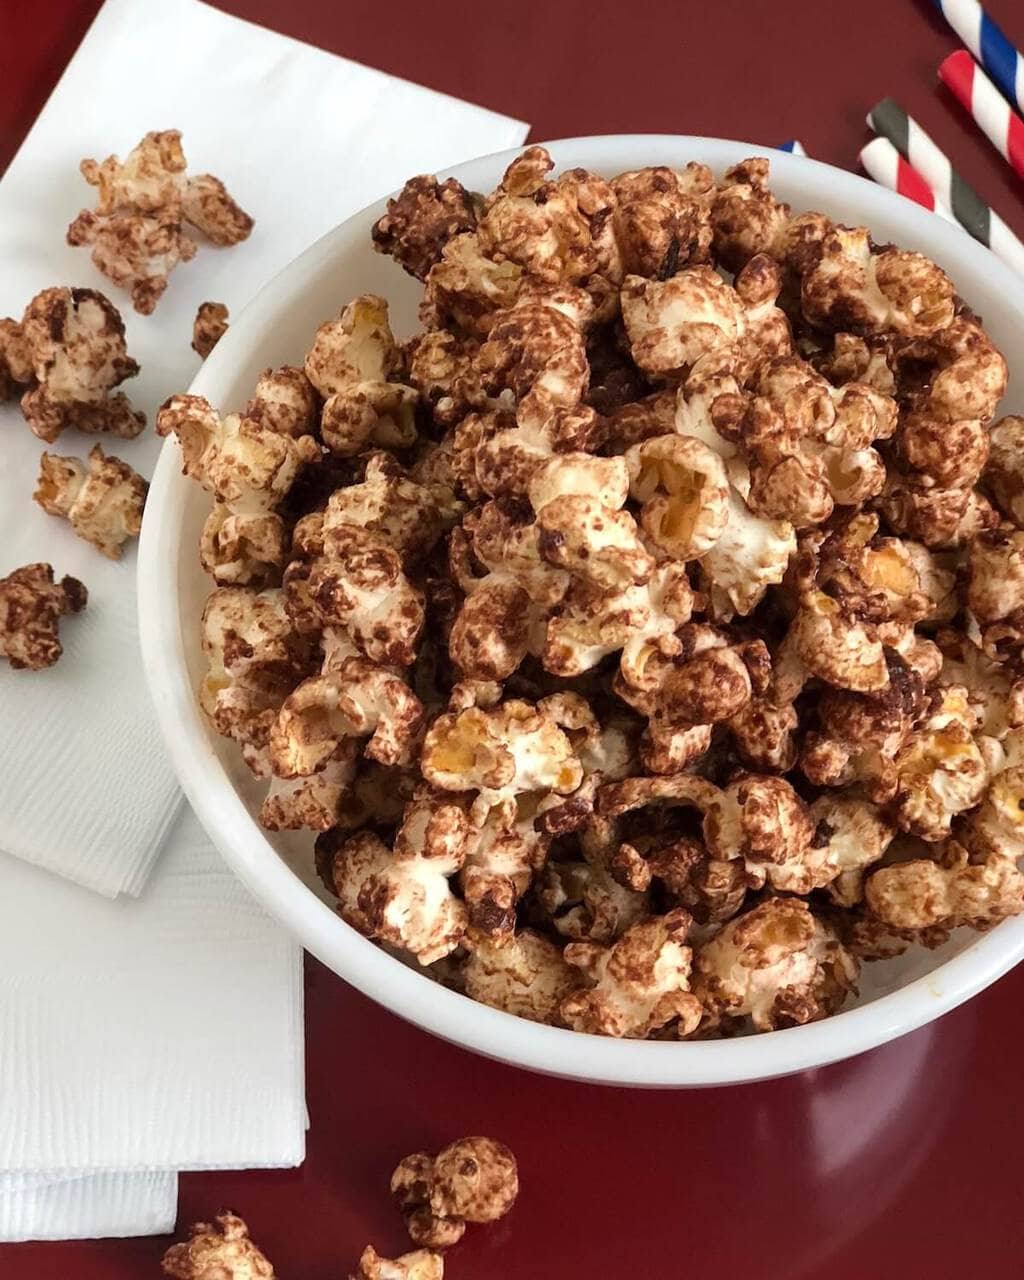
top-left (621, 258), bottom-right (789, 378)
top-left (162, 1211), bottom-right (274, 1279)
top-left (372, 173), bottom-right (478, 280)
top-left (727, 696), bottom-right (799, 772)
top-left (712, 157), bottom-right (800, 273)
top-left (305, 297), bottom-right (417, 457)
top-left (326, 453), bottom-right (444, 561)
top-left (244, 366), bottom-right (319, 439)
top-left (543, 562), bottom-right (693, 680)
top-left (180, 173), bottom-right (254, 246)
top-left (200, 507), bottom-right (286, 586)
top-left (890, 686), bottom-right (989, 841)
top-left (478, 147), bottom-right (622, 298)
top-left (392, 1136), bottom-right (519, 1249)
top-left (34, 444), bottom-right (147, 559)
top-left (474, 289), bottom-right (590, 425)
top-left (615, 624), bottom-right (769, 773)
top-left (771, 795), bottom-right (894, 900)
top-left (156, 393), bottom-right (319, 514)
top-left (421, 233), bottom-right (524, 335)
top-left (459, 793), bottom-right (559, 939)
top-left (200, 586), bottom-right (313, 775)
top-left (800, 651), bottom-right (928, 801)
top-left (625, 433), bottom-right (730, 560)
top-left (611, 163), bottom-right (714, 276)
top-left (802, 226), bottom-right (956, 336)
top-left (330, 797), bottom-right (468, 963)
top-left (0, 316), bottom-right (32, 398)
top-left (866, 841), bottom-right (1024, 932)
top-left (462, 928), bottom-right (579, 1024)
top-left (560, 909), bottom-right (703, 1038)
top-left (5, 287), bottom-right (144, 442)
top-left (986, 415), bottom-right (1024, 528)
top-left (701, 486), bottom-right (796, 617)
top-left (877, 476), bottom-right (997, 549)
top-left (270, 657), bottom-right (424, 778)
top-left (530, 455), bottom-right (654, 594)
top-left (192, 301), bottom-right (229, 358)
top-left (350, 1246), bottom-right (444, 1280)
top-left (938, 630), bottom-right (1024, 739)
top-left (260, 739), bottom-right (360, 831)
top-left (70, 130), bottom-right (252, 313)
top-left (694, 898), bottom-right (859, 1031)
top-left (422, 698), bottom-right (583, 818)
top-left (0, 562), bottom-right (87, 671)
top-left (703, 774), bottom-right (814, 872)
top-left (80, 128), bottom-right (186, 215)
top-left (780, 591), bottom-right (889, 695)
top-left (967, 526), bottom-right (1024, 631)
top-left (66, 209), bottom-right (197, 315)
top-left (307, 523), bottom-right (425, 667)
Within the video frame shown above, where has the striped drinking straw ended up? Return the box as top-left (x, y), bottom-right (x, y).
top-left (933, 0), bottom-right (1024, 116)
top-left (859, 137), bottom-right (960, 226)
top-left (940, 49), bottom-right (1024, 180)
top-left (866, 95), bottom-right (1024, 275)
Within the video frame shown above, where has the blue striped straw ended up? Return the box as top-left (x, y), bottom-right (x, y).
top-left (777, 140), bottom-right (807, 156)
top-left (933, 0), bottom-right (1024, 115)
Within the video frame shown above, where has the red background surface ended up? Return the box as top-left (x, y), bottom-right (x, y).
top-left (5, 1), bottom-right (1024, 1276)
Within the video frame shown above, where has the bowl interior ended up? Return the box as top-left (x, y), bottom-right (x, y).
top-left (140, 135), bottom-right (1024, 1086)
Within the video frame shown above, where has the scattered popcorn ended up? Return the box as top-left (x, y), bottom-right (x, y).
top-left (34, 444), bottom-right (147, 559)
top-left (162, 1211), bottom-right (274, 1279)
top-left (350, 1246), bottom-right (444, 1280)
top-left (392, 1135), bottom-right (518, 1249)
top-left (68, 129), bottom-right (252, 313)
top-left (1, 286), bottom-right (144, 441)
top-left (0, 562), bottom-right (87, 670)
top-left (167, 147), bottom-right (1024, 1041)
top-left (192, 300), bottom-right (229, 358)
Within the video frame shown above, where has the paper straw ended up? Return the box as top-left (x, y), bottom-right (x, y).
top-left (866, 96), bottom-right (1024, 273)
top-left (860, 137), bottom-right (960, 226)
top-left (940, 49), bottom-right (1024, 179)
top-left (933, 0), bottom-right (1024, 115)
top-left (778, 140), bottom-right (807, 156)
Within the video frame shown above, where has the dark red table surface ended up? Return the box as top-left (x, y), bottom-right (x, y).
top-left (6, 1), bottom-right (1024, 1277)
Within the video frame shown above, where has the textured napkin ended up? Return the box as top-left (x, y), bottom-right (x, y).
top-left (0, 0), bottom-right (528, 1242)
top-left (0, 808), bottom-right (304, 1241)
top-left (0, 0), bottom-right (527, 898)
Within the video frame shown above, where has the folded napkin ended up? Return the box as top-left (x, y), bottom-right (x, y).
top-left (0, 0), bottom-right (527, 898)
top-left (0, 809), bottom-right (302, 1241)
top-left (0, 1172), bottom-right (177, 1242)
top-left (0, 0), bottom-right (527, 1241)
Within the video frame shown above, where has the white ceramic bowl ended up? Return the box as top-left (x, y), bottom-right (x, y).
top-left (138, 135), bottom-right (1024, 1087)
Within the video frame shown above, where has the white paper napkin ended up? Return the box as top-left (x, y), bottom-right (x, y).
top-left (0, 808), bottom-right (303, 1241)
top-left (0, 0), bottom-right (528, 898)
top-left (0, 1172), bottom-right (177, 1242)
top-left (0, 0), bottom-right (528, 1243)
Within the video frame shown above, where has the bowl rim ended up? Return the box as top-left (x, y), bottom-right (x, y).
top-left (138, 133), bottom-right (1024, 1087)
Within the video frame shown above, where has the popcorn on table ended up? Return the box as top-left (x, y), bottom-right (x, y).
top-left (164, 145), bottom-right (1024, 1041)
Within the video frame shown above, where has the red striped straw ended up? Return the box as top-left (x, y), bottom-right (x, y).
top-left (940, 49), bottom-right (1024, 179)
top-left (859, 137), bottom-right (960, 226)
